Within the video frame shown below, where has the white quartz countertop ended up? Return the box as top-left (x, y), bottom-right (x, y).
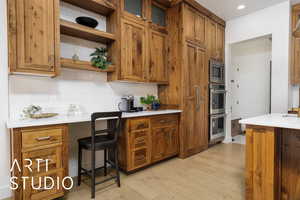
top-left (7, 110), bottom-right (182, 129)
top-left (239, 113), bottom-right (300, 130)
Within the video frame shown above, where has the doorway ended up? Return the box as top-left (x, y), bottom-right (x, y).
top-left (229, 36), bottom-right (272, 144)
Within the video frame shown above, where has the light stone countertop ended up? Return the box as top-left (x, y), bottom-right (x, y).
top-left (7, 110), bottom-right (182, 129)
top-left (239, 113), bottom-right (300, 130)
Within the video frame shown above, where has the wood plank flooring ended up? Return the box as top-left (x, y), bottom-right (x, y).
top-left (67, 143), bottom-right (245, 200)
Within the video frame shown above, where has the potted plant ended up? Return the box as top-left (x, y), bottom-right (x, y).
top-left (140, 95), bottom-right (160, 111)
top-left (90, 47), bottom-right (111, 70)
top-left (140, 95), bottom-right (156, 111)
top-left (152, 99), bottom-right (161, 111)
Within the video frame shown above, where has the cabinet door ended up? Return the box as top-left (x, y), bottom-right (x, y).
top-left (151, 1), bottom-right (167, 28)
top-left (122, 0), bottom-right (146, 23)
top-left (205, 18), bottom-right (217, 59)
top-left (9, 0), bottom-right (60, 76)
top-left (245, 127), bottom-right (278, 200)
top-left (184, 5), bottom-right (205, 47)
top-left (194, 12), bottom-right (206, 46)
top-left (149, 30), bottom-right (168, 83)
top-left (216, 24), bottom-right (225, 62)
top-left (183, 43), bottom-right (208, 155)
top-left (152, 127), bottom-right (167, 162)
top-left (165, 126), bottom-right (179, 157)
top-left (121, 18), bottom-right (147, 81)
top-left (292, 5), bottom-right (300, 84)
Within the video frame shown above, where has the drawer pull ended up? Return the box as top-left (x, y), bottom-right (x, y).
top-left (136, 138), bottom-right (145, 143)
top-left (36, 136), bottom-right (51, 141)
top-left (160, 120), bottom-right (166, 123)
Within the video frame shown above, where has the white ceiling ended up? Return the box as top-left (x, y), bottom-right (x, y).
top-left (196, 0), bottom-right (288, 21)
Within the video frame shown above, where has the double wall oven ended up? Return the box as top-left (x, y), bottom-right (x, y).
top-left (209, 59), bottom-right (226, 143)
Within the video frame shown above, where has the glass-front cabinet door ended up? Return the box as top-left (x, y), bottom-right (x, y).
top-left (150, 1), bottom-right (167, 31)
top-left (123, 0), bottom-right (146, 22)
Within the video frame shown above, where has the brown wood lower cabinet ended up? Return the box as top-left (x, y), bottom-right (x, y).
top-left (118, 114), bottom-right (180, 172)
top-left (11, 125), bottom-right (69, 200)
top-left (245, 125), bottom-right (300, 200)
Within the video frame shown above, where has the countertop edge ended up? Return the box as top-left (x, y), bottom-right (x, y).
top-left (7, 110), bottom-right (182, 129)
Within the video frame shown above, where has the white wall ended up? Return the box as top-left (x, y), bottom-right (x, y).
top-left (0, 0), bottom-right (11, 198)
top-left (0, 2), bottom-right (158, 198)
top-left (231, 36), bottom-right (272, 120)
top-left (224, 1), bottom-right (291, 142)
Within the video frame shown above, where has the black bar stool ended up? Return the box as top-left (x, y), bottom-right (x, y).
top-left (77, 112), bottom-right (122, 199)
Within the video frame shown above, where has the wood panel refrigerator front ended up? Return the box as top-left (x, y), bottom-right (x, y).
top-left (158, 2), bottom-right (225, 158)
top-left (8, 0), bottom-right (60, 76)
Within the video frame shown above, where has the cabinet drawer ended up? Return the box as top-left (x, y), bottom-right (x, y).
top-left (131, 148), bottom-right (150, 170)
top-left (23, 169), bottom-right (64, 200)
top-left (22, 146), bottom-right (62, 176)
top-left (130, 130), bottom-right (150, 150)
top-left (151, 115), bottom-right (179, 128)
top-left (129, 118), bottom-right (150, 131)
top-left (22, 128), bottom-right (63, 149)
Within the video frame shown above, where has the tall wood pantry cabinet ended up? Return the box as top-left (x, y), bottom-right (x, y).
top-left (8, 0), bottom-right (61, 77)
top-left (108, 0), bottom-right (169, 84)
top-left (158, 1), bottom-right (225, 158)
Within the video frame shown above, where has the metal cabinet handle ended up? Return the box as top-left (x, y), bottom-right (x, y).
top-left (195, 86), bottom-right (200, 111)
top-left (36, 136), bottom-right (51, 141)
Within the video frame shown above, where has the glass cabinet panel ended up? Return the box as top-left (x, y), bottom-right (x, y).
top-left (152, 4), bottom-right (166, 27)
top-left (124, 0), bottom-right (143, 17)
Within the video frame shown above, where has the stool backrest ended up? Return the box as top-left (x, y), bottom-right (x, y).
top-left (91, 112), bottom-right (123, 146)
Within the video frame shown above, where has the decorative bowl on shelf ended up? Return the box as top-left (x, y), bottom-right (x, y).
top-left (75, 16), bottom-right (98, 28)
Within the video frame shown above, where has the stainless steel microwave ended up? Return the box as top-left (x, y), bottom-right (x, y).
top-left (210, 59), bottom-right (225, 84)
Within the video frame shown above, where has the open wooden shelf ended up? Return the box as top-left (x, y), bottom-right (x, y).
top-left (61, 58), bottom-right (116, 72)
top-left (60, 19), bottom-right (115, 43)
top-left (61, 0), bottom-right (116, 16)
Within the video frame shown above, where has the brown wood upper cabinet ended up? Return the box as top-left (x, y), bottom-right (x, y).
top-left (184, 4), bottom-right (206, 47)
top-left (109, 0), bottom-right (169, 83)
top-left (205, 17), bottom-right (225, 62)
top-left (120, 18), bottom-right (147, 81)
top-left (8, 0), bottom-right (60, 77)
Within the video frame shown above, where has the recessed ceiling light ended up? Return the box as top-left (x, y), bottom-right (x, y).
top-left (237, 4), bottom-right (246, 10)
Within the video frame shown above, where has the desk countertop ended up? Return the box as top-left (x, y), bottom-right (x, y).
top-left (239, 113), bottom-right (300, 130)
top-left (7, 110), bottom-right (182, 129)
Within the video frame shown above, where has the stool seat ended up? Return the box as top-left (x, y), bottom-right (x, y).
top-left (78, 135), bottom-right (115, 150)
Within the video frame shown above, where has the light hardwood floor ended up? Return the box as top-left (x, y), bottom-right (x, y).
top-left (67, 143), bottom-right (245, 200)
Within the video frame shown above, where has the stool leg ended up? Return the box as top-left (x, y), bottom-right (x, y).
top-left (91, 149), bottom-right (96, 199)
top-left (104, 149), bottom-right (107, 176)
top-left (78, 145), bottom-right (82, 186)
top-left (114, 147), bottom-right (121, 187)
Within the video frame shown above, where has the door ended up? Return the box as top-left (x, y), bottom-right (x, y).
top-left (216, 24), bottom-right (225, 62)
top-left (205, 18), bottom-right (217, 59)
top-left (152, 127), bottom-right (167, 162)
top-left (121, 18), bottom-right (147, 81)
top-left (122, 0), bottom-right (146, 23)
top-left (149, 30), bottom-right (168, 83)
top-left (164, 126), bottom-right (179, 156)
top-left (183, 42), bottom-right (208, 155)
top-left (11, 0), bottom-right (60, 76)
top-left (184, 5), bottom-right (206, 47)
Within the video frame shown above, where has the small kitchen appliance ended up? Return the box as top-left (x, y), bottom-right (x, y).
top-left (210, 59), bottom-right (225, 84)
top-left (118, 96), bottom-right (139, 112)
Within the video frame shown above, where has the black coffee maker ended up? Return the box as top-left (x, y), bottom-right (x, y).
top-left (118, 96), bottom-right (136, 112)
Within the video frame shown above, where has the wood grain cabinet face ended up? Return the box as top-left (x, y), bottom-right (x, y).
top-left (8, 0), bottom-right (60, 76)
top-left (205, 18), bottom-right (217, 59)
top-left (183, 43), bottom-right (208, 155)
top-left (149, 30), bottom-right (168, 83)
top-left (121, 18), bottom-right (147, 81)
top-left (184, 5), bottom-right (206, 47)
top-left (292, 5), bottom-right (300, 84)
top-left (216, 24), bottom-right (225, 62)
